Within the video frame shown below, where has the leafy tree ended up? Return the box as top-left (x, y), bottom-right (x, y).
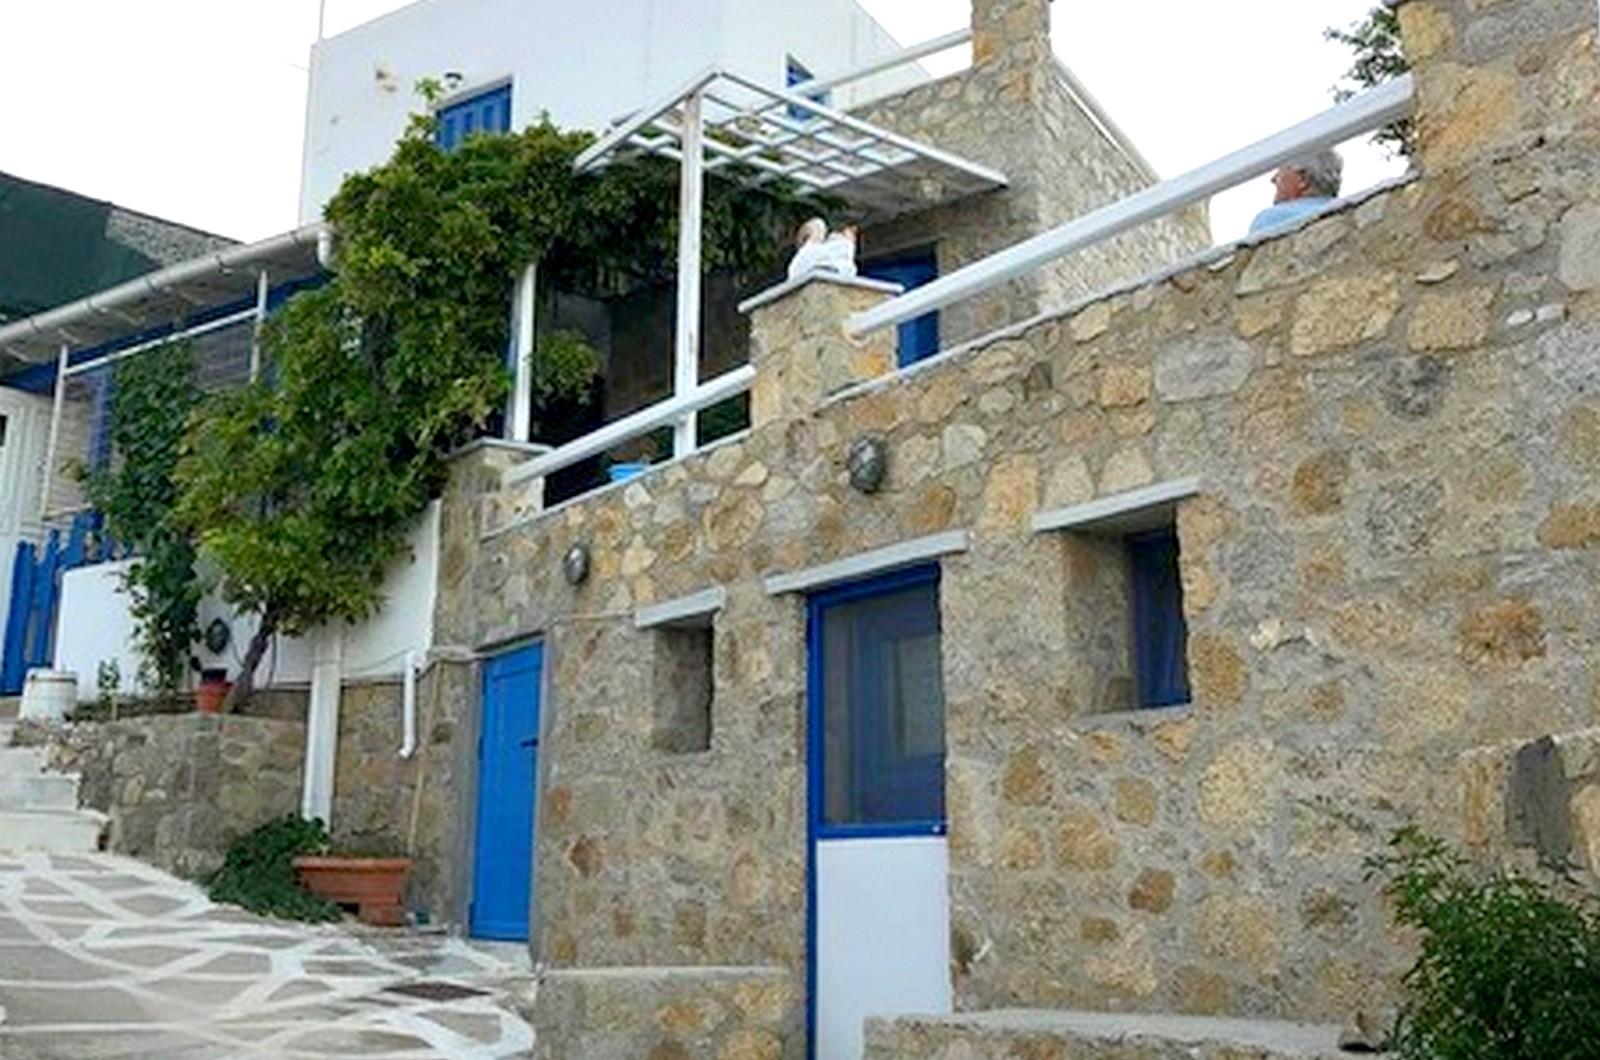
top-left (1369, 829), bottom-right (1600, 1058)
top-left (175, 107), bottom-right (812, 709)
top-left (1327, 6), bottom-right (1415, 158)
top-left (81, 340), bottom-right (203, 694)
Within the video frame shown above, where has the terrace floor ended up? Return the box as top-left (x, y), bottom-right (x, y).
top-left (0, 851), bottom-right (535, 1059)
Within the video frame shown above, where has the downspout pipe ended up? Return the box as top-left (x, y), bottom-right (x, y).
top-left (399, 649), bottom-right (420, 759)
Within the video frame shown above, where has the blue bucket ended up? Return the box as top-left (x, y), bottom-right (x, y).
top-left (608, 462), bottom-right (649, 483)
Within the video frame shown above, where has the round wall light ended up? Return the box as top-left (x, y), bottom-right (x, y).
top-left (563, 543), bottom-right (592, 586)
top-left (847, 436), bottom-right (889, 494)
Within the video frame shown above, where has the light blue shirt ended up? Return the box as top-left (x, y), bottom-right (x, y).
top-left (1249, 197), bottom-right (1336, 236)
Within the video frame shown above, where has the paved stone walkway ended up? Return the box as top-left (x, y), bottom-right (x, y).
top-left (0, 852), bottom-right (535, 1059)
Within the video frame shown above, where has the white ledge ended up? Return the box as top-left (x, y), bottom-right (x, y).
top-left (634, 587), bottom-right (727, 630)
top-left (763, 531), bottom-right (968, 596)
top-left (737, 272), bottom-right (903, 316)
top-left (1032, 478), bottom-right (1202, 535)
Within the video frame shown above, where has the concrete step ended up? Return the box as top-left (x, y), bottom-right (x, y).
top-left (0, 808), bottom-right (107, 853)
top-left (0, 697), bottom-right (17, 721)
top-left (0, 720), bottom-right (13, 748)
top-left (0, 746), bottom-right (46, 773)
top-left (866, 1011), bottom-right (1370, 1060)
top-left (0, 771), bottom-right (79, 811)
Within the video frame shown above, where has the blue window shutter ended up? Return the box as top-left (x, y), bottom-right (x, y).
top-left (1127, 528), bottom-right (1191, 708)
top-left (861, 251), bottom-right (940, 366)
top-left (786, 57), bottom-right (830, 121)
top-left (436, 83), bottom-right (512, 151)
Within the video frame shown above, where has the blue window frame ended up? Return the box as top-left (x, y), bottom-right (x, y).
top-left (862, 250), bottom-right (940, 366)
top-left (808, 564), bottom-right (946, 837)
top-left (786, 57), bottom-right (829, 122)
top-left (436, 83), bottom-right (512, 151)
top-left (1128, 528), bottom-right (1190, 708)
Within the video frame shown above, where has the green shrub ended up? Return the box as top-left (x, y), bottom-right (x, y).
top-left (207, 815), bottom-right (340, 923)
top-left (1369, 828), bottom-right (1600, 1059)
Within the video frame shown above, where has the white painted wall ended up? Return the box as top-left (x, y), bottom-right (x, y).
top-left (815, 836), bottom-right (952, 1060)
top-left (0, 387), bottom-right (51, 630)
top-left (299, 0), bottom-right (924, 221)
top-left (54, 501), bottom-right (440, 701)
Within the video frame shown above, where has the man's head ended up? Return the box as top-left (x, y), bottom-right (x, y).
top-left (1272, 149), bottom-right (1344, 204)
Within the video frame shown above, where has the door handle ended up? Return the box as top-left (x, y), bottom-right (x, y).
top-left (520, 737), bottom-right (538, 748)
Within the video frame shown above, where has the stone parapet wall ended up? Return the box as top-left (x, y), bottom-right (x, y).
top-left (864, 1011), bottom-right (1350, 1060)
top-left (38, 714), bottom-right (304, 878)
top-left (530, 966), bottom-right (798, 1060)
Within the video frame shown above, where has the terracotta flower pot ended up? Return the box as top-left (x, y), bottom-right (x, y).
top-left (293, 855), bottom-right (413, 926)
top-left (194, 679), bottom-right (232, 714)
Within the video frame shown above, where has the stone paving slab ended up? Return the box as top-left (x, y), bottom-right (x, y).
top-left (0, 852), bottom-right (534, 1059)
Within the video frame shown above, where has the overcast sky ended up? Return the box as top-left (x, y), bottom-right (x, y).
top-left (0, 0), bottom-right (1401, 246)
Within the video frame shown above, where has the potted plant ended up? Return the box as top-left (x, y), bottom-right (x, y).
top-left (195, 667), bottom-right (232, 714)
top-left (293, 838), bottom-right (414, 927)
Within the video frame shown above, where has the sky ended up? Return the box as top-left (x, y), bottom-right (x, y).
top-left (0, 0), bottom-right (1402, 247)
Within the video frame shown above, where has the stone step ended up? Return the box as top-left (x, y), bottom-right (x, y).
top-left (865, 1011), bottom-right (1370, 1060)
top-left (0, 771), bottom-right (80, 811)
top-left (0, 808), bottom-right (107, 853)
top-left (0, 697), bottom-right (17, 721)
top-left (0, 746), bottom-right (46, 774)
top-left (0, 720), bottom-right (12, 748)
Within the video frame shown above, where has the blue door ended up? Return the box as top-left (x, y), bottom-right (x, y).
top-left (861, 252), bottom-right (940, 367)
top-left (807, 565), bottom-right (951, 1058)
top-left (471, 641), bottom-right (542, 940)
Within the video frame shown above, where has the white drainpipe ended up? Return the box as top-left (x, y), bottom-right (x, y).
top-left (399, 649), bottom-right (421, 759)
top-left (301, 628), bottom-right (343, 826)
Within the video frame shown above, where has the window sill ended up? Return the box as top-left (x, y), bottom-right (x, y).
top-left (1066, 701), bottom-right (1195, 734)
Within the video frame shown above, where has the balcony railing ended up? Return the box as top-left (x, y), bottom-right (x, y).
top-left (847, 75), bottom-right (1416, 339)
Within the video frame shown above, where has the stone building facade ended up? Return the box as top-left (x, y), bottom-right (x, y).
top-left (410, 0), bottom-right (1600, 1053)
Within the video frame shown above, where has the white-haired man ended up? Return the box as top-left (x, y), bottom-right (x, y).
top-left (1248, 148), bottom-right (1344, 236)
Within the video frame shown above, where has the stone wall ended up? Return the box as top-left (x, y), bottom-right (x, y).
top-left (430, 0), bottom-right (1600, 1047)
top-left (40, 714), bottom-right (304, 878)
top-left (328, 662), bottom-right (476, 922)
top-left (531, 967), bottom-right (798, 1060)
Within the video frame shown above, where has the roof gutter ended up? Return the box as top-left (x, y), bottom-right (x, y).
top-left (0, 221), bottom-right (330, 361)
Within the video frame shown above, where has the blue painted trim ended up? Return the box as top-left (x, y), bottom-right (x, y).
top-left (4, 274), bottom-right (326, 395)
top-left (804, 562), bottom-right (942, 1059)
top-left (814, 820), bottom-right (946, 841)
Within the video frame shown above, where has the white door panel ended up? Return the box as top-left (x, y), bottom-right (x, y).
top-left (815, 836), bottom-right (951, 1059)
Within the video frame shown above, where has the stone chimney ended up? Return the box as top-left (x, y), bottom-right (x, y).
top-left (1396, 0), bottom-right (1599, 174)
top-left (971, 0), bottom-right (1053, 70)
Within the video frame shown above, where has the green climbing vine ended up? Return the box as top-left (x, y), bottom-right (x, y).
top-left (81, 340), bottom-right (203, 695)
top-left (169, 95), bottom-right (815, 709)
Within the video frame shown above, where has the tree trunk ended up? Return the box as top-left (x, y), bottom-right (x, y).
top-left (223, 609), bottom-right (278, 713)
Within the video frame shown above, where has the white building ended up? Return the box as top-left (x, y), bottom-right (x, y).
top-left (299, 0), bottom-right (924, 221)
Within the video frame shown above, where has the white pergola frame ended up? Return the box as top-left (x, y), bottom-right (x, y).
top-left (570, 64), bottom-right (1007, 459)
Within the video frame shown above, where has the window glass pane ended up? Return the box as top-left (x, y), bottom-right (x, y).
top-left (818, 577), bottom-right (945, 828)
top-left (1129, 528), bottom-right (1190, 708)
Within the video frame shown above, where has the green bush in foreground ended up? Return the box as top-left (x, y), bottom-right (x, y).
top-left (1370, 828), bottom-right (1600, 1059)
top-left (207, 815), bottom-right (339, 923)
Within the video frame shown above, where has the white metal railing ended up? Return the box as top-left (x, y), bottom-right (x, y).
top-left (502, 364), bottom-right (755, 490)
top-left (847, 75), bottom-right (1416, 338)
